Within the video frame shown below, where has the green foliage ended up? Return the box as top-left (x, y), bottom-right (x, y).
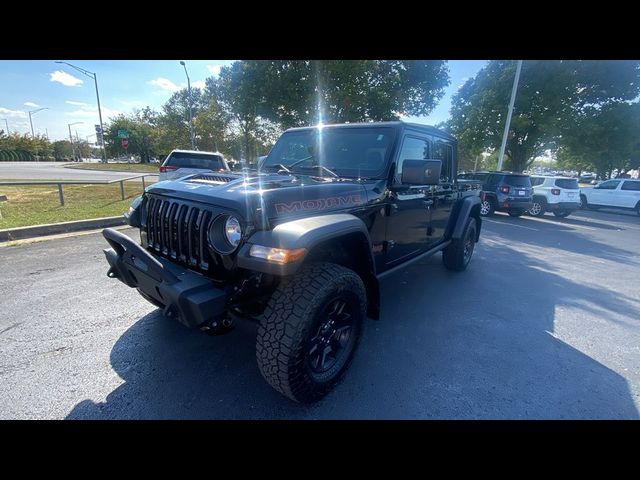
top-left (449, 60), bottom-right (640, 172)
top-left (557, 102), bottom-right (640, 177)
top-left (105, 108), bottom-right (160, 163)
top-left (0, 132), bottom-right (52, 160)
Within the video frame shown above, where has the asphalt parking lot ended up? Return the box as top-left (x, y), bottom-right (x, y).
top-left (1, 208), bottom-right (639, 419)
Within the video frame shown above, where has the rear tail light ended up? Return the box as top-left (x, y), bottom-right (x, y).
top-left (159, 165), bottom-right (178, 173)
top-left (551, 188), bottom-right (560, 195)
top-left (500, 186), bottom-right (510, 194)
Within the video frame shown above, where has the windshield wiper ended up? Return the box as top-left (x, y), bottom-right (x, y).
top-left (295, 164), bottom-right (339, 178)
top-left (285, 154), bottom-right (314, 169)
top-left (262, 163), bottom-right (292, 174)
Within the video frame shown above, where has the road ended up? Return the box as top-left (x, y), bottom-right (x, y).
top-left (0, 162), bottom-right (158, 181)
top-left (1, 209), bottom-right (639, 419)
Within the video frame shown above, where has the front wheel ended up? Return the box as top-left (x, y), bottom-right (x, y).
top-left (443, 217), bottom-right (477, 272)
top-left (580, 194), bottom-right (588, 209)
top-left (256, 262), bottom-right (366, 403)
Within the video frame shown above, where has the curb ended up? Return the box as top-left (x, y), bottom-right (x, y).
top-left (0, 216), bottom-right (127, 242)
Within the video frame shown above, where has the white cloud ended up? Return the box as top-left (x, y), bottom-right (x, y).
top-left (24, 101), bottom-right (39, 108)
top-left (67, 105), bottom-right (123, 120)
top-left (206, 64), bottom-right (222, 76)
top-left (192, 80), bottom-right (206, 90)
top-left (49, 70), bottom-right (84, 87)
top-left (65, 100), bottom-right (89, 106)
top-left (149, 77), bottom-right (180, 92)
top-left (0, 107), bottom-right (26, 118)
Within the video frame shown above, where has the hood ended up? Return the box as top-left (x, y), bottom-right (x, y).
top-left (146, 172), bottom-right (369, 228)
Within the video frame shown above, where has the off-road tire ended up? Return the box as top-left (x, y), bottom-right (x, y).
top-left (443, 217), bottom-right (477, 272)
top-left (256, 262), bottom-right (366, 403)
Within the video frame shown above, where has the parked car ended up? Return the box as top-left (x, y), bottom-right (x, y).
top-left (580, 179), bottom-right (640, 216)
top-left (458, 171), bottom-right (533, 217)
top-left (159, 150), bottom-right (229, 181)
top-left (528, 176), bottom-right (581, 218)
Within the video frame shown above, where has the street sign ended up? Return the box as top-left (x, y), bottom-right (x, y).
top-left (117, 129), bottom-right (129, 139)
top-left (121, 138), bottom-right (129, 150)
top-left (95, 124), bottom-right (102, 134)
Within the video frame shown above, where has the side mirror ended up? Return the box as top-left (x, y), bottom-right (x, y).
top-left (401, 159), bottom-right (442, 185)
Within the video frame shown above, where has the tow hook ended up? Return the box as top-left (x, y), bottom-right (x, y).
top-left (200, 315), bottom-right (235, 336)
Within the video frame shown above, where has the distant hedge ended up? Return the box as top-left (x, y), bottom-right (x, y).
top-left (0, 149), bottom-right (35, 161)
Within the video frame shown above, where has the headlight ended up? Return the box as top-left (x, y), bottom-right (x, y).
top-left (208, 214), bottom-right (242, 254)
top-left (224, 216), bottom-right (242, 247)
top-left (124, 195), bottom-right (143, 227)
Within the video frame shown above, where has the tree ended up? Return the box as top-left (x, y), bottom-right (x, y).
top-left (557, 102), bottom-right (640, 178)
top-left (52, 140), bottom-right (73, 161)
top-left (156, 88), bottom-right (205, 156)
top-left (105, 108), bottom-right (160, 163)
top-left (255, 60), bottom-right (450, 128)
top-left (448, 60), bottom-right (640, 172)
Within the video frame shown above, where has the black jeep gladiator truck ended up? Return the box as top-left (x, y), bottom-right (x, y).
top-left (102, 121), bottom-right (482, 403)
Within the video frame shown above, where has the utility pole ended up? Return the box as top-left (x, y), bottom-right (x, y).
top-left (497, 60), bottom-right (523, 171)
top-left (3, 119), bottom-right (8, 135)
top-left (180, 61), bottom-right (196, 150)
top-left (55, 62), bottom-right (107, 163)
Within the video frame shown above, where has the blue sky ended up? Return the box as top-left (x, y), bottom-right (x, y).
top-left (0, 60), bottom-right (487, 142)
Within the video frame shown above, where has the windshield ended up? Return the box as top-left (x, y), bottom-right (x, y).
top-left (165, 152), bottom-right (228, 171)
top-left (262, 127), bottom-right (397, 178)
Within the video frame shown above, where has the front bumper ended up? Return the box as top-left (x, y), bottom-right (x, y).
top-left (102, 228), bottom-right (228, 328)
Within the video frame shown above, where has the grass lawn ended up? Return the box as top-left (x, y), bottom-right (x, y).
top-left (66, 162), bottom-right (160, 173)
top-left (0, 182), bottom-right (154, 229)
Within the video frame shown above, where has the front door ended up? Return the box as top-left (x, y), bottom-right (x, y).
top-left (385, 135), bottom-right (432, 265)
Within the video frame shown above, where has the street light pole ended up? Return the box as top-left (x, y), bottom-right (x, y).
top-left (3, 119), bottom-right (9, 135)
top-left (497, 60), bottom-right (523, 172)
top-left (55, 61), bottom-right (107, 163)
top-left (180, 61), bottom-right (196, 150)
top-left (28, 107), bottom-right (49, 137)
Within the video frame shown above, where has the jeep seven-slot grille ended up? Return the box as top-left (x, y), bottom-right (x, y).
top-left (145, 196), bottom-right (218, 272)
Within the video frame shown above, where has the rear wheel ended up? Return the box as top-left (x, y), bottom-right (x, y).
top-left (256, 262), bottom-right (366, 403)
top-left (528, 199), bottom-right (545, 217)
top-left (479, 199), bottom-right (494, 217)
top-left (443, 217), bottom-right (477, 272)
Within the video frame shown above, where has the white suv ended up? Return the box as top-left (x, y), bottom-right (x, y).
top-left (159, 150), bottom-right (229, 182)
top-left (528, 176), bottom-right (581, 218)
top-left (580, 178), bottom-right (640, 216)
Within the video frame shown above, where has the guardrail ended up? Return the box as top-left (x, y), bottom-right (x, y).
top-left (0, 174), bottom-right (158, 206)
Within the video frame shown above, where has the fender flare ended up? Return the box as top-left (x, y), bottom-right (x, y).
top-left (451, 195), bottom-right (482, 240)
top-left (237, 213), bottom-right (374, 277)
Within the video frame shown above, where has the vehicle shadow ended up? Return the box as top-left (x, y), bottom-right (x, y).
top-left (66, 236), bottom-right (639, 419)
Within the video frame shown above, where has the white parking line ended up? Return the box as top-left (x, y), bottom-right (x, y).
top-left (484, 219), bottom-right (539, 231)
top-left (521, 216), bottom-right (597, 231)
